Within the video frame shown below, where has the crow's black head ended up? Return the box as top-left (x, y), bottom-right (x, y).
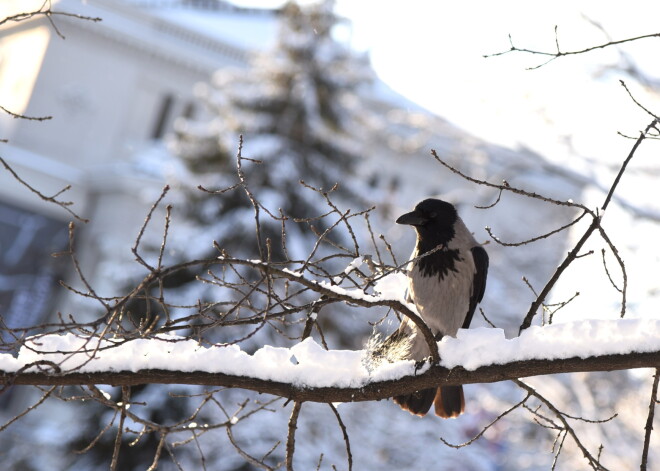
top-left (396, 199), bottom-right (458, 246)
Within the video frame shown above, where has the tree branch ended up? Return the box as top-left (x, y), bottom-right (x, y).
top-left (519, 118), bottom-right (658, 332)
top-left (3, 350), bottom-right (658, 403)
top-left (485, 29), bottom-right (660, 70)
top-left (0, 156), bottom-right (89, 222)
top-left (217, 256), bottom-right (440, 363)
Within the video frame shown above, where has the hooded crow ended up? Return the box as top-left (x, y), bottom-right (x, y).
top-left (392, 198), bottom-right (488, 418)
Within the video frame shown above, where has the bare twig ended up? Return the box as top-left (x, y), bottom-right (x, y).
top-left (602, 119), bottom-right (658, 212)
top-left (520, 118), bottom-right (657, 333)
top-left (110, 386), bottom-right (130, 471)
top-left (0, 156), bottom-right (88, 222)
top-left (0, 104), bottom-right (51, 121)
top-left (618, 80), bottom-right (659, 120)
top-left (328, 403), bottom-right (353, 471)
top-left (431, 150), bottom-right (591, 212)
top-left (486, 210), bottom-right (587, 247)
top-left (226, 425), bottom-right (276, 471)
top-left (286, 402), bottom-right (302, 471)
top-left (147, 433), bottom-right (167, 471)
top-left (475, 187), bottom-right (504, 209)
top-left (440, 393), bottom-right (531, 448)
top-left (515, 380), bottom-right (610, 471)
top-left (485, 29), bottom-right (660, 70)
top-left (641, 368), bottom-right (660, 471)
top-left (0, 1), bottom-right (102, 39)
top-left (0, 386), bottom-right (56, 432)
top-left (132, 185), bottom-right (170, 270)
top-left (599, 229), bottom-right (628, 318)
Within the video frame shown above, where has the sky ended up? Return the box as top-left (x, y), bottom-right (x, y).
top-left (341, 1), bottom-right (660, 171)
top-left (232, 1), bottom-right (660, 177)
top-left (325, 1), bottom-right (660, 322)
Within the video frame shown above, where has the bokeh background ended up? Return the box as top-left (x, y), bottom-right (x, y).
top-left (1, 1), bottom-right (659, 469)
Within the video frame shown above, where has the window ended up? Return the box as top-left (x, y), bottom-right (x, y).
top-left (151, 93), bottom-right (175, 139)
top-left (0, 201), bottom-right (69, 347)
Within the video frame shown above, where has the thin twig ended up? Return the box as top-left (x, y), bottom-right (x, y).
top-left (641, 368), bottom-right (660, 471)
top-left (485, 30), bottom-right (660, 70)
top-left (515, 379), bottom-right (610, 471)
top-left (431, 150), bottom-right (591, 212)
top-left (475, 187), bottom-right (504, 209)
top-left (0, 2), bottom-right (102, 32)
top-left (598, 228), bottom-right (628, 318)
top-left (0, 104), bottom-right (51, 121)
top-left (132, 185), bottom-right (170, 270)
top-left (286, 402), bottom-right (302, 471)
top-left (441, 393), bottom-right (531, 448)
top-left (619, 80), bottom-right (659, 120)
top-left (147, 433), bottom-right (167, 471)
top-left (0, 157), bottom-right (88, 222)
top-left (110, 386), bottom-right (130, 471)
top-left (328, 403), bottom-right (353, 471)
top-left (602, 119), bottom-right (658, 212)
top-left (486, 210), bottom-right (587, 247)
top-left (0, 386), bottom-right (56, 432)
top-left (520, 118), bottom-right (656, 332)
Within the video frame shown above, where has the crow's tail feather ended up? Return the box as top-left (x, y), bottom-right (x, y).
top-left (393, 388), bottom-right (436, 417)
top-left (433, 385), bottom-right (465, 418)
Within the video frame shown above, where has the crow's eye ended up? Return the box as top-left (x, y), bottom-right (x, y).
top-left (429, 212), bottom-right (437, 218)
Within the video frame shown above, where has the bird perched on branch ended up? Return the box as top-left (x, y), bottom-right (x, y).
top-left (391, 198), bottom-right (488, 418)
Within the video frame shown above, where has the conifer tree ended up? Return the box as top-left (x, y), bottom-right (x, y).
top-left (66, 5), bottom-right (381, 469)
top-left (173, 0), bottom-right (375, 260)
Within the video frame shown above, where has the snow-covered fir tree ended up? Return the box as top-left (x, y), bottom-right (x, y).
top-left (172, 0), bottom-right (375, 261)
top-left (58, 4), bottom-right (388, 469)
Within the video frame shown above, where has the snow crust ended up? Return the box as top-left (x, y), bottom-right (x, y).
top-left (2, 318), bottom-right (658, 387)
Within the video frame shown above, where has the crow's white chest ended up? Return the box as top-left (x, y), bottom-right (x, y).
top-left (407, 220), bottom-right (478, 338)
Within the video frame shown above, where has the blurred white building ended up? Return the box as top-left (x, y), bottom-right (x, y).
top-left (0, 0), bottom-right (584, 333)
top-left (0, 0), bottom-right (279, 324)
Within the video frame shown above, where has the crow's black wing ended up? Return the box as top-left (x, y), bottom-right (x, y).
top-left (462, 246), bottom-right (489, 329)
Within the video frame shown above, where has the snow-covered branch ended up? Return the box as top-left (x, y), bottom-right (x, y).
top-left (3, 319), bottom-right (659, 402)
top-left (4, 348), bottom-right (660, 401)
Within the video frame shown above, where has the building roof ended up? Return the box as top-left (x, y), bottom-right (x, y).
top-left (50, 0), bottom-right (279, 73)
top-left (123, 0), bottom-right (280, 50)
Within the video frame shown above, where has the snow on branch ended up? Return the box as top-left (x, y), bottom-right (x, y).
top-left (2, 320), bottom-right (660, 402)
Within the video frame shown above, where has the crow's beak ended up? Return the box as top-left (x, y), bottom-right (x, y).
top-left (396, 210), bottom-right (427, 226)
